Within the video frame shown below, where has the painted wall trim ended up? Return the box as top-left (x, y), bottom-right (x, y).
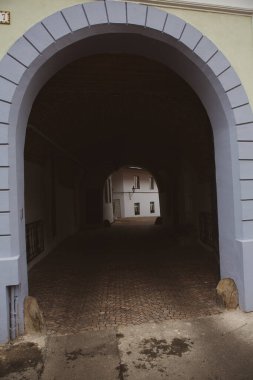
top-left (123, 0), bottom-right (253, 15)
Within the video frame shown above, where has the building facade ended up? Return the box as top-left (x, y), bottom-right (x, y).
top-left (0, 0), bottom-right (253, 343)
top-left (111, 167), bottom-right (160, 219)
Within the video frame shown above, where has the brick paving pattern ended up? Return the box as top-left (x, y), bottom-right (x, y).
top-left (29, 222), bottom-right (222, 335)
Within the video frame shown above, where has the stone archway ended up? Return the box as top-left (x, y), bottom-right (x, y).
top-left (0, 1), bottom-right (253, 342)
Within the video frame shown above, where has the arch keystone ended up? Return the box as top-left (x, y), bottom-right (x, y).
top-left (106, 1), bottom-right (126, 24)
top-left (127, 3), bottom-right (147, 26)
top-left (84, 2), bottom-right (108, 26)
top-left (62, 5), bottom-right (88, 31)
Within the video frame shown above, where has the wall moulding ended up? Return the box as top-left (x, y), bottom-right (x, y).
top-left (123, 0), bottom-right (253, 15)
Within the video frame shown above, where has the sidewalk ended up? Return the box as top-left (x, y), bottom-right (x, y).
top-left (1, 310), bottom-right (253, 379)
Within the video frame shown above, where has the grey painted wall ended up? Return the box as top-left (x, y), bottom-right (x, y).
top-left (0, 1), bottom-right (253, 342)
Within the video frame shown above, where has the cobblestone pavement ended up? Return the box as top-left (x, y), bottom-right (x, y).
top-left (29, 222), bottom-right (222, 335)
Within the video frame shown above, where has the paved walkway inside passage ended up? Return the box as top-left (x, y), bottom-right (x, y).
top-left (29, 221), bottom-right (222, 335)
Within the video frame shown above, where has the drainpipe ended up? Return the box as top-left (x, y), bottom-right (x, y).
top-left (9, 286), bottom-right (18, 340)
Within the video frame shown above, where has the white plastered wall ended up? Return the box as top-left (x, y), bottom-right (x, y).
top-left (112, 168), bottom-right (160, 218)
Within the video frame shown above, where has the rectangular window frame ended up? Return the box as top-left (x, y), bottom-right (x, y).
top-left (150, 201), bottom-right (155, 214)
top-left (149, 176), bottom-right (155, 190)
top-left (134, 202), bottom-right (140, 215)
top-left (134, 175), bottom-right (140, 189)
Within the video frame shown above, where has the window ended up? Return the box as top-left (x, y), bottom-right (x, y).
top-left (150, 201), bottom-right (155, 214)
top-left (149, 176), bottom-right (154, 190)
top-left (134, 175), bottom-right (140, 189)
top-left (134, 202), bottom-right (140, 215)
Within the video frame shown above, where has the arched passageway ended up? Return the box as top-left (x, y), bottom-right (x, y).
top-left (25, 53), bottom-right (221, 333)
top-left (0, 2), bottom-right (253, 342)
top-left (25, 53), bottom-right (218, 249)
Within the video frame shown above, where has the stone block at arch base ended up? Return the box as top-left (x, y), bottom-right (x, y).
top-left (0, 1), bottom-right (253, 343)
top-left (216, 278), bottom-right (239, 309)
top-left (24, 296), bottom-right (46, 336)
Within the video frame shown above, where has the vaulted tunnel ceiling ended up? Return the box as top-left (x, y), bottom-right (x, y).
top-left (26, 54), bottom-right (214, 181)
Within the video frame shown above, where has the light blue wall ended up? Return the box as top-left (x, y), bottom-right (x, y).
top-left (0, 2), bottom-right (253, 342)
